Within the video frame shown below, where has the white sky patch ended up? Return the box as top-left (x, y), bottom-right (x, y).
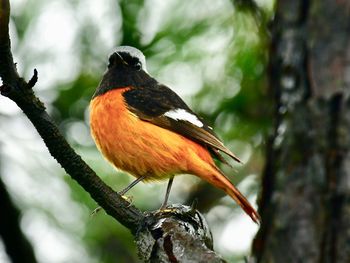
top-left (157, 62), bottom-right (203, 97)
top-left (0, 239), bottom-right (10, 263)
top-left (218, 210), bottom-right (259, 253)
top-left (164, 108), bottom-right (203, 127)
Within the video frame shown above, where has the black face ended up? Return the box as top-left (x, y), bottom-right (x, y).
top-left (93, 52), bottom-right (156, 98)
top-left (108, 52), bottom-right (142, 71)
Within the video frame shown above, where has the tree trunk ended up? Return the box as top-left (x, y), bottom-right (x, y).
top-left (253, 0), bottom-right (350, 262)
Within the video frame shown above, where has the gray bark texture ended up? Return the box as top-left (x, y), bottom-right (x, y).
top-left (136, 205), bottom-right (225, 263)
top-left (253, 0), bottom-right (350, 262)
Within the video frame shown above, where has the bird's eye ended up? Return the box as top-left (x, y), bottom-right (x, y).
top-left (134, 62), bottom-right (142, 71)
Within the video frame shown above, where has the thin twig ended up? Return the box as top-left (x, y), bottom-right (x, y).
top-left (27, 69), bottom-right (38, 89)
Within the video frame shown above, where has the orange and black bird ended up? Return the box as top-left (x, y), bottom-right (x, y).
top-left (90, 46), bottom-right (260, 223)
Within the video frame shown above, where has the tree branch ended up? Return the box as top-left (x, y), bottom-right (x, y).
top-left (137, 205), bottom-right (226, 262)
top-left (0, 0), bottom-right (143, 233)
top-left (0, 0), bottom-right (17, 86)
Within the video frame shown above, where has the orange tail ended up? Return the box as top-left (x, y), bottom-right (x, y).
top-left (208, 167), bottom-right (260, 223)
top-left (191, 157), bottom-right (260, 223)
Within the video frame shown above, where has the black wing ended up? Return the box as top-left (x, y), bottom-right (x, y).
top-left (123, 84), bottom-right (241, 163)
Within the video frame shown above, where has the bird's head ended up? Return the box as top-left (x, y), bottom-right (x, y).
top-left (93, 46), bottom-right (155, 98)
top-left (108, 46), bottom-right (148, 73)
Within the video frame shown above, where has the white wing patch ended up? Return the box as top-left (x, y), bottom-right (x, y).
top-left (164, 109), bottom-right (204, 127)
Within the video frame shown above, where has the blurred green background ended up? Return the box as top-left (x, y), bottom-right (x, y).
top-left (0, 0), bottom-right (274, 262)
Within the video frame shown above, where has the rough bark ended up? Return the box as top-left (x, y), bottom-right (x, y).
top-left (253, 0), bottom-right (350, 262)
top-left (0, 1), bottom-right (226, 262)
top-left (136, 205), bottom-right (225, 263)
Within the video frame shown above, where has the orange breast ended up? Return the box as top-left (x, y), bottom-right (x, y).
top-left (90, 88), bottom-right (214, 181)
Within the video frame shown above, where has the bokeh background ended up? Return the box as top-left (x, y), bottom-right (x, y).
top-left (0, 0), bottom-right (274, 262)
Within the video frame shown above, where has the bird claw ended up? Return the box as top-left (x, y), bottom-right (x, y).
top-left (90, 206), bottom-right (102, 217)
top-left (156, 204), bottom-right (176, 214)
top-left (120, 194), bottom-right (133, 205)
top-left (90, 195), bottom-right (134, 217)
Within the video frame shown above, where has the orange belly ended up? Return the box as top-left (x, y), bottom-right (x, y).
top-left (89, 88), bottom-right (214, 181)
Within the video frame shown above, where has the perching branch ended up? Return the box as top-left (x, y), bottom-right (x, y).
top-left (0, 0), bottom-right (143, 233)
top-left (0, 1), bottom-right (226, 261)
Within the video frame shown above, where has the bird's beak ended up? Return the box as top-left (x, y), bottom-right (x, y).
top-left (108, 52), bottom-right (128, 68)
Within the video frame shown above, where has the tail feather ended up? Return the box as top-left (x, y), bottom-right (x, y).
top-left (205, 166), bottom-right (260, 223)
top-left (188, 145), bottom-right (260, 223)
top-left (224, 177), bottom-right (260, 223)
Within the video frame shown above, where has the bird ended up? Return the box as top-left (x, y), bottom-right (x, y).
top-left (89, 46), bottom-right (260, 223)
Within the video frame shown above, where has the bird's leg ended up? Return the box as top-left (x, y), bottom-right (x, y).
top-left (91, 175), bottom-right (147, 216)
top-left (160, 176), bottom-right (174, 209)
top-left (91, 206), bottom-right (102, 216)
top-left (118, 174), bottom-right (148, 196)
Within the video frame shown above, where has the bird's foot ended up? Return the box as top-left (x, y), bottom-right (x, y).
top-left (90, 195), bottom-right (134, 217)
top-left (159, 202), bottom-right (168, 211)
top-left (119, 194), bottom-right (134, 205)
top-left (156, 203), bottom-right (177, 214)
top-left (91, 206), bottom-right (102, 217)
